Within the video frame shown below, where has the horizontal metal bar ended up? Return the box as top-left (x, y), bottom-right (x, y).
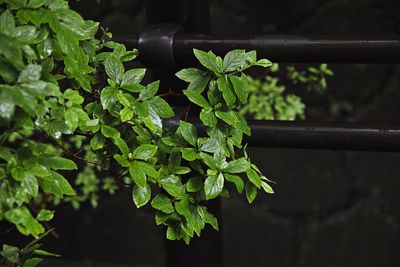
top-left (163, 119), bottom-right (400, 152)
top-left (116, 34), bottom-right (400, 64)
top-left (174, 35), bottom-right (400, 64)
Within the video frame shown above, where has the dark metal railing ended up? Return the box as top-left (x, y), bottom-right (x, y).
top-left (117, 33), bottom-right (400, 67)
top-left (163, 119), bottom-right (400, 152)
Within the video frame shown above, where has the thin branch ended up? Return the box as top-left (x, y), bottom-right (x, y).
top-left (73, 149), bottom-right (83, 157)
top-left (184, 103), bottom-right (192, 121)
top-left (42, 130), bottom-right (101, 166)
top-left (157, 88), bottom-right (183, 98)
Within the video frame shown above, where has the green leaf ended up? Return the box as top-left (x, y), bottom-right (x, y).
top-left (132, 144), bottom-right (158, 160)
top-left (38, 172), bottom-right (76, 197)
top-left (90, 132), bottom-right (106, 150)
top-left (33, 249), bottom-right (60, 257)
top-left (0, 244), bottom-right (20, 263)
top-left (11, 167), bottom-right (27, 181)
top-left (17, 64), bottom-right (42, 83)
top-left (199, 109), bottom-right (217, 127)
top-left (0, 33), bottom-right (23, 69)
top-left (178, 121), bottom-right (197, 146)
top-left (119, 107), bottom-right (133, 122)
top-left (146, 96), bottom-right (174, 118)
top-left (139, 80), bottom-right (158, 100)
top-left (175, 199), bottom-right (205, 237)
top-left (100, 125), bottom-right (120, 139)
top-left (135, 161), bottom-right (159, 179)
top-left (245, 181), bottom-right (257, 204)
top-left (261, 181), bottom-right (274, 194)
top-left (21, 80), bottom-right (60, 97)
top-left (173, 166), bottom-right (191, 175)
top-left (224, 173), bottom-right (244, 193)
top-left (113, 137), bottom-right (129, 155)
top-left (114, 154), bottom-right (129, 167)
top-left (244, 50), bottom-right (257, 66)
top-left (193, 49), bottom-right (220, 73)
top-left (64, 107), bottom-right (88, 131)
top-left (121, 68), bottom-right (146, 86)
top-left (175, 68), bottom-right (204, 82)
top-left (63, 54), bottom-right (92, 91)
top-left (37, 38), bottom-right (53, 59)
top-left (255, 58), bottom-right (273, 67)
top-left (160, 175), bottom-right (185, 198)
top-left (199, 152), bottom-right (217, 170)
top-left (223, 49), bottom-right (246, 72)
top-left (14, 25), bottom-right (40, 44)
top-left (204, 173), bottom-right (224, 200)
top-left (197, 205), bottom-right (219, 230)
top-left (0, 10), bottom-right (15, 36)
top-left (155, 212), bottom-right (169, 225)
top-left (132, 184), bottom-right (151, 208)
top-left (183, 90), bottom-right (211, 108)
top-left (217, 76), bottom-right (236, 107)
top-left (100, 86), bottom-right (118, 110)
top-left (22, 258), bottom-right (42, 267)
top-left (143, 110), bottom-right (163, 136)
top-left (64, 89), bottom-right (84, 105)
top-left (229, 74), bottom-right (249, 104)
top-left (200, 137), bottom-right (219, 153)
top-left (129, 161), bottom-right (147, 186)
top-left (105, 54), bottom-right (124, 83)
top-left (186, 176), bottom-right (203, 192)
top-left (44, 156), bottom-right (77, 170)
top-left (47, 0), bottom-right (68, 10)
top-left (151, 194), bottom-right (175, 213)
top-left (117, 93), bottom-right (134, 107)
top-left (21, 174), bottom-right (39, 197)
top-left (246, 168), bottom-right (261, 188)
top-left (236, 112), bottom-right (251, 136)
top-left (0, 146), bottom-right (13, 161)
top-left (36, 209), bottom-right (54, 221)
top-left (168, 149), bottom-right (181, 171)
top-left (0, 61), bottom-right (17, 83)
top-left (27, 0), bottom-right (46, 8)
top-left (166, 226), bottom-right (177, 240)
top-left (223, 158), bottom-right (249, 173)
top-left (215, 110), bottom-right (239, 127)
top-left (121, 83), bottom-right (145, 93)
top-left (181, 148), bottom-right (198, 161)
top-left (5, 206), bottom-right (45, 237)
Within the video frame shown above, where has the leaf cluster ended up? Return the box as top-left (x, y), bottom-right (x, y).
top-left (240, 63), bottom-right (333, 120)
top-left (0, 0), bottom-right (275, 261)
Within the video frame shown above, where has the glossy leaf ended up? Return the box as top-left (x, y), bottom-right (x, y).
top-left (178, 121), bottom-right (198, 146)
top-left (151, 194), bottom-right (174, 213)
top-left (204, 173), bottom-right (224, 200)
top-left (105, 54), bottom-right (124, 83)
top-left (223, 158), bottom-right (249, 173)
top-left (129, 161), bottom-right (147, 186)
top-left (132, 184), bottom-right (151, 208)
top-left (131, 144), bottom-right (158, 160)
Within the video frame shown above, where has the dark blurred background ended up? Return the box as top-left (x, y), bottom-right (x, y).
top-left (4, 0), bottom-right (400, 266)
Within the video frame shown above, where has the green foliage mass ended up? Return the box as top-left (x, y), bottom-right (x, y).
top-left (0, 0), bottom-right (277, 263)
top-left (241, 63), bottom-right (333, 121)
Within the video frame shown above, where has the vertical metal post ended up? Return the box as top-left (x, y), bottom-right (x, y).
top-left (143, 1), bottom-right (223, 267)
